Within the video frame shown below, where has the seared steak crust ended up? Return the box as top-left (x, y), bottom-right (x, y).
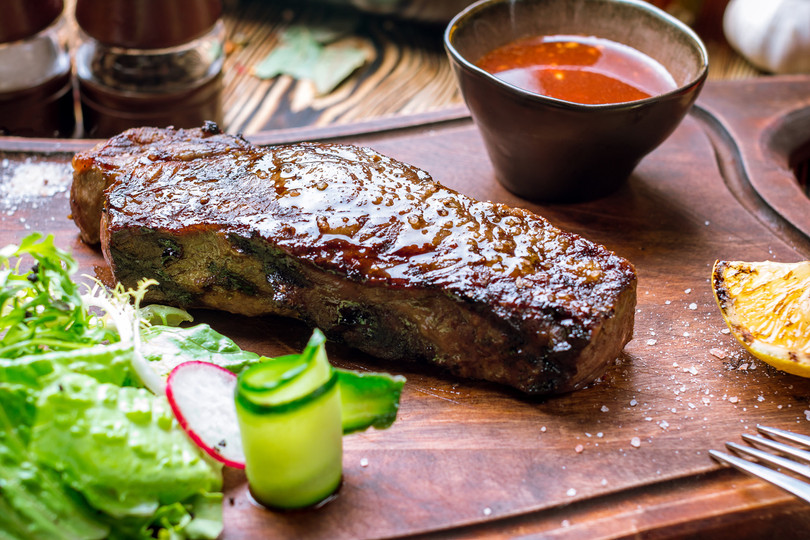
top-left (71, 125), bottom-right (637, 395)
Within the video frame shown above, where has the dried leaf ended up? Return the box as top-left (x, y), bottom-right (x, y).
top-left (253, 23), bottom-right (368, 95)
top-left (253, 31), bottom-right (321, 80)
top-left (311, 43), bottom-right (368, 94)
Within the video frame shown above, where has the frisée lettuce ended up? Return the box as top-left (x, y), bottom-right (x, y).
top-left (0, 234), bottom-right (223, 539)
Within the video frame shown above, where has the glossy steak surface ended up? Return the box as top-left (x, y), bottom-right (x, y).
top-left (71, 124), bottom-right (637, 394)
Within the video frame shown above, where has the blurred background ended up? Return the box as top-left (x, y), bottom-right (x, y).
top-left (0, 0), bottom-right (774, 138)
top-left (216, 0), bottom-right (750, 135)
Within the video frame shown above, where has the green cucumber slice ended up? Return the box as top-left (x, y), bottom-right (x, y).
top-left (337, 369), bottom-right (405, 434)
top-left (234, 329), bottom-right (406, 509)
top-left (236, 330), bottom-right (341, 509)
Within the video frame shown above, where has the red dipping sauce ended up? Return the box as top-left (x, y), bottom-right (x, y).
top-left (476, 35), bottom-right (677, 105)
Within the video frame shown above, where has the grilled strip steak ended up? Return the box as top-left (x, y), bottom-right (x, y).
top-left (71, 124), bottom-right (637, 395)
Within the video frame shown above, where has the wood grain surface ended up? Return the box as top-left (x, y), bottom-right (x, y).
top-left (217, 0), bottom-right (761, 135)
top-left (1, 76), bottom-right (809, 539)
top-left (220, 0), bottom-right (464, 135)
top-left (53, 0), bottom-right (761, 138)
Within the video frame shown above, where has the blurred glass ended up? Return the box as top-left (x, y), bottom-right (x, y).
top-left (74, 0), bottom-right (225, 138)
top-left (0, 0), bottom-right (75, 137)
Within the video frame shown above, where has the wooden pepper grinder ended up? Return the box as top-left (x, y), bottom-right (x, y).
top-left (0, 0), bottom-right (75, 137)
top-left (74, 0), bottom-right (225, 137)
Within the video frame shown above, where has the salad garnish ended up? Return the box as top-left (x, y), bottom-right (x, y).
top-left (0, 233), bottom-right (222, 539)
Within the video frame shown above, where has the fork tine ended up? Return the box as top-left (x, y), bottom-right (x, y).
top-left (741, 433), bottom-right (810, 465)
top-left (726, 441), bottom-right (810, 481)
top-left (757, 425), bottom-right (810, 449)
top-left (709, 449), bottom-right (810, 504)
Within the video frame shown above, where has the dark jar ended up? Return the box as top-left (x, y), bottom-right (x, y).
top-left (74, 0), bottom-right (225, 138)
top-left (0, 0), bottom-right (75, 138)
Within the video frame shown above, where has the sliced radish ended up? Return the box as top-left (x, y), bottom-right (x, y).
top-left (166, 361), bottom-right (246, 469)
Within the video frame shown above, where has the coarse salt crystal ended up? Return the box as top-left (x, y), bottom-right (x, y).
top-left (630, 437), bottom-right (641, 448)
top-left (688, 303), bottom-right (698, 310)
top-left (483, 507), bottom-right (492, 516)
top-left (684, 288), bottom-right (692, 294)
top-left (601, 405), bottom-right (609, 413)
top-left (360, 458), bottom-right (369, 467)
top-left (566, 488), bottom-right (577, 497)
top-left (647, 339), bottom-right (657, 346)
top-left (0, 161), bottom-right (71, 207)
top-left (729, 396), bottom-right (739, 404)
top-left (575, 444), bottom-right (584, 454)
top-left (630, 399), bottom-right (638, 407)
top-left (709, 348), bottom-right (726, 359)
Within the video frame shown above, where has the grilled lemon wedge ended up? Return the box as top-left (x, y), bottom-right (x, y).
top-left (712, 260), bottom-right (810, 377)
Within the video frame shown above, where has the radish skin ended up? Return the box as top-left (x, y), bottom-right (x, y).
top-left (166, 361), bottom-right (246, 469)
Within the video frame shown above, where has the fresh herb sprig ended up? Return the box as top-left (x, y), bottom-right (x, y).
top-left (0, 233), bottom-right (112, 358)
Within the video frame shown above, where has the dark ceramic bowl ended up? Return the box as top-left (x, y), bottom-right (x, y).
top-left (444, 0), bottom-right (708, 202)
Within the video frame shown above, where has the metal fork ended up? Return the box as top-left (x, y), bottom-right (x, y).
top-left (710, 425), bottom-right (810, 503)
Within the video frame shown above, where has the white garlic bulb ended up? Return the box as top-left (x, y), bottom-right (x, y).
top-left (723, 0), bottom-right (810, 74)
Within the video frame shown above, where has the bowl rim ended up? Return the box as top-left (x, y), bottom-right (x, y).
top-left (443, 0), bottom-right (710, 111)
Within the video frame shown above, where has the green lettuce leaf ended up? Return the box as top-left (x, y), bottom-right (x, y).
top-left (0, 233), bottom-right (224, 539)
top-left (139, 304), bottom-right (194, 327)
top-left (0, 342), bottom-right (133, 388)
top-left (141, 324), bottom-right (261, 378)
top-left (0, 404), bottom-right (110, 540)
top-left (29, 372), bottom-right (222, 519)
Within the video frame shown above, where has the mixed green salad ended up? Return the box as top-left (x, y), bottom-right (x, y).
top-left (0, 233), bottom-right (405, 537)
top-left (0, 234), bottom-right (224, 539)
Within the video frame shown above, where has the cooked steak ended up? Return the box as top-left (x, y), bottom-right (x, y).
top-left (71, 124), bottom-right (637, 395)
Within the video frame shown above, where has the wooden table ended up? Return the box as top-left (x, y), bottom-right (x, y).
top-left (2, 75), bottom-right (810, 539)
top-left (218, 0), bottom-right (762, 135)
top-left (55, 0), bottom-right (763, 136)
top-left (4, 2), bottom-right (810, 539)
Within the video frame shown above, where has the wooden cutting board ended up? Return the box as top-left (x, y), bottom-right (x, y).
top-left (1, 76), bottom-right (809, 539)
